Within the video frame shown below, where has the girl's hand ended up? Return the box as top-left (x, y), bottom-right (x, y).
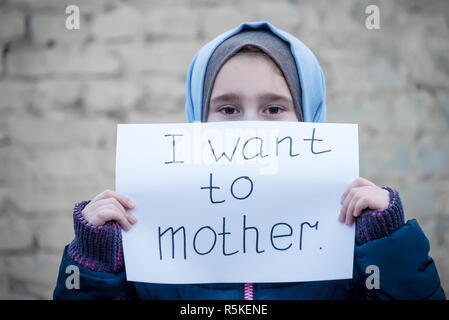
top-left (339, 177), bottom-right (390, 226)
top-left (81, 189), bottom-right (137, 231)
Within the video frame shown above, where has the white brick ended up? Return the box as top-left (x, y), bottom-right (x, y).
top-left (5, 147), bottom-right (115, 215)
top-left (438, 183), bottom-right (449, 217)
top-left (144, 6), bottom-right (198, 39)
top-left (107, 40), bottom-right (201, 77)
top-left (5, 148), bottom-right (115, 214)
top-left (327, 92), bottom-right (395, 131)
top-left (126, 109), bottom-right (186, 124)
top-left (6, 45), bottom-right (121, 77)
top-left (369, 56), bottom-right (406, 88)
top-left (420, 220), bottom-right (438, 250)
top-left (417, 139), bottom-right (449, 175)
top-left (199, 6), bottom-right (255, 39)
top-left (0, 292), bottom-right (38, 300)
top-left (8, 117), bottom-right (117, 150)
top-left (401, 182), bottom-right (437, 220)
top-left (0, 11), bottom-right (25, 41)
top-left (30, 80), bottom-right (84, 115)
top-left (0, 151), bottom-right (9, 185)
top-left (30, 14), bottom-right (88, 47)
top-left (6, 254), bottom-right (61, 287)
top-left (321, 47), bottom-right (376, 95)
top-left (137, 40), bottom-right (202, 75)
top-left (431, 247), bottom-right (449, 295)
top-left (6, 0), bottom-right (115, 12)
top-left (0, 217), bottom-right (33, 250)
top-left (84, 80), bottom-right (142, 112)
top-left (395, 17), bottom-right (449, 88)
top-left (7, 148), bottom-right (112, 185)
top-left (253, 1), bottom-right (302, 33)
top-left (91, 4), bottom-right (143, 40)
top-left (31, 218), bottom-right (74, 250)
top-left (8, 179), bottom-right (106, 216)
top-left (142, 75), bottom-right (185, 114)
top-left (0, 259), bottom-right (8, 297)
top-left (359, 136), bottom-right (412, 177)
top-left (0, 81), bottom-right (34, 112)
top-left (21, 282), bottom-right (55, 300)
top-left (390, 93), bottom-right (432, 133)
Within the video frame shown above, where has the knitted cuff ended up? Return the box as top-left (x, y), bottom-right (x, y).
top-left (355, 187), bottom-right (405, 246)
top-left (67, 200), bottom-right (124, 273)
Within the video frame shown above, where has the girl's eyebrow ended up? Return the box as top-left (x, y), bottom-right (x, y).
top-left (210, 92), bottom-right (292, 104)
top-left (210, 93), bottom-right (240, 104)
top-left (258, 93), bottom-right (293, 103)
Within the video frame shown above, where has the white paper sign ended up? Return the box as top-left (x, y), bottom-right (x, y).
top-left (116, 121), bottom-right (358, 284)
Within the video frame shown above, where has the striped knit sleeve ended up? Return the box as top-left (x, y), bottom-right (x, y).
top-left (355, 187), bottom-right (405, 246)
top-left (67, 200), bottom-right (124, 273)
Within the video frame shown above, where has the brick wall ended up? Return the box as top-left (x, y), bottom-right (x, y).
top-left (0, 0), bottom-right (448, 299)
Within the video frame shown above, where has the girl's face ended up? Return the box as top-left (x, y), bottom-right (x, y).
top-left (206, 52), bottom-right (299, 122)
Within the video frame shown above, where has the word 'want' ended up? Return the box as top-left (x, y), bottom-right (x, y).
top-left (164, 128), bottom-right (332, 164)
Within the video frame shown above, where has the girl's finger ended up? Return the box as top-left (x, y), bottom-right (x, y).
top-left (340, 187), bottom-right (358, 222)
top-left (92, 209), bottom-right (119, 226)
top-left (106, 198), bottom-right (129, 217)
top-left (107, 209), bottom-right (133, 231)
top-left (88, 198), bottom-right (121, 213)
top-left (338, 209), bottom-right (346, 223)
top-left (354, 197), bottom-right (369, 218)
top-left (92, 198), bottom-right (137, 225)
top-left (345, 196), bottom-right (358, 225)
top-left (340, 177), bottom-right (374, 204)
top-left (93, 205), bottom-right (133, 231)
top-left (107, 198), bottom-right (136, 224)
top-left (93, 189), bottom-right (135, 209)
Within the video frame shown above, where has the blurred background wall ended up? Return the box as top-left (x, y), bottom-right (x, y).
top-left (0, 0), bottom-right (448, 299)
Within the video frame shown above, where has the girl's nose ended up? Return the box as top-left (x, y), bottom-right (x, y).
top-left (241, 108), bottom-right (262, 121)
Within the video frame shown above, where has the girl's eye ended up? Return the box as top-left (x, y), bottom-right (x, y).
top-left (219, 106), bottom-right (239, 115)
top-left (264, 105), bottom-right (284, 114)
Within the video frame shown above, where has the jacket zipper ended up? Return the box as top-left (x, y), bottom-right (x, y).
top-left (244, 282), bottom-right (254, 300)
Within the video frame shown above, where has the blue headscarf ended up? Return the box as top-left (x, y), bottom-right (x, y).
top-left (184, 21), bottom-right (326, 123)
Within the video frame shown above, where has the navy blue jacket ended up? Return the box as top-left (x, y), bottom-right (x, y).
top-left (53, 219), bottom-right (445, 300)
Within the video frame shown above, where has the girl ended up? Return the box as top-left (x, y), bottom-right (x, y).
top-left (54, 21), bottom-right (445, 300)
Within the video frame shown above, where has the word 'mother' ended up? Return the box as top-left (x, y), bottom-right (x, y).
top-left (158, 215), bottom-right (320, 260)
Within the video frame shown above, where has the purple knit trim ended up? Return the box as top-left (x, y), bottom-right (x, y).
top-left (67, 200), bottom-right (124, 273)
top-left (355, 187), bottom-right (405, 246)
